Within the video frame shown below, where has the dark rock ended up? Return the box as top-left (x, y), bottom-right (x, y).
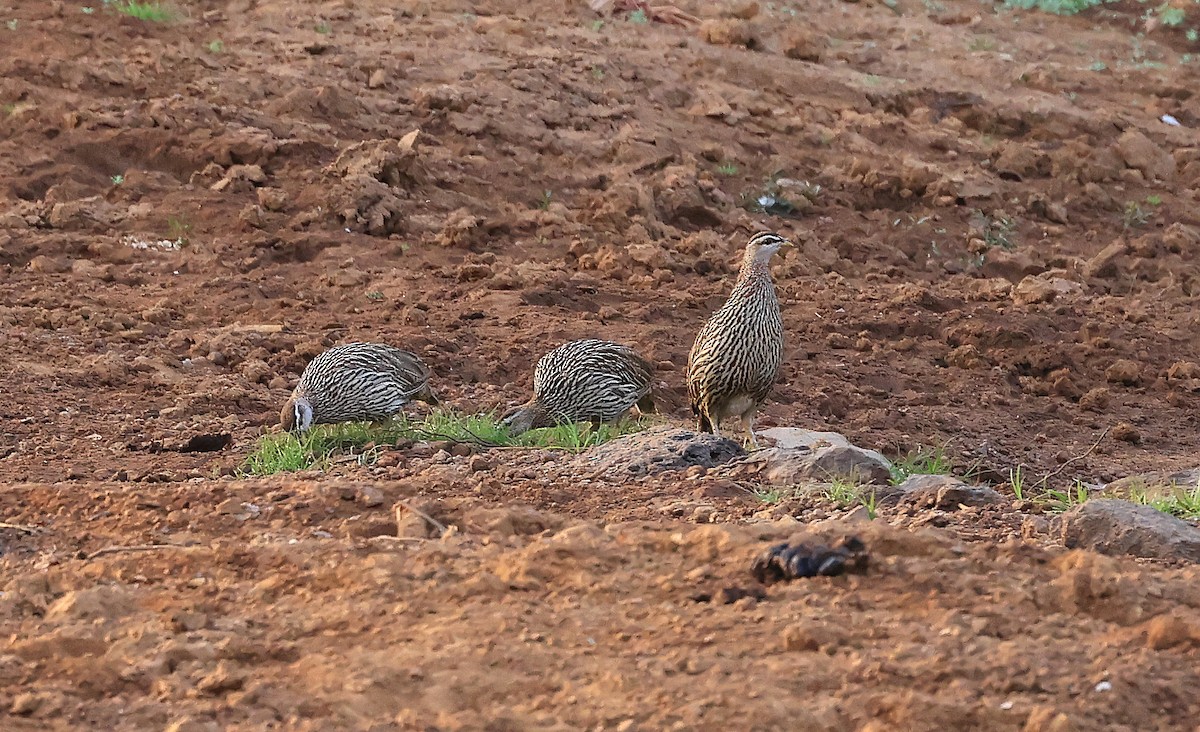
top-left (1061, 499), bottom-right (1200, 562)
top-left (894, 474), bottom-right (1005, 510)
top-left (731, 444), bottom-right (892, 486)
top-left (178, 433), bottom-right (233, 453)
top-left (751, 536), bottom-right (869, 584)
top-left (576, 428), bottom-right (744, 478)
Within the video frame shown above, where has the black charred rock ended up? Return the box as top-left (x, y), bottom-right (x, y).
top-left (751, 536), bottom-right (869, 584)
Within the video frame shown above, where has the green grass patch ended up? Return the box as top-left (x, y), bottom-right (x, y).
top-left (889, 445), bottom-right (954, 484)
top-left (1003, 0), bottom-right (1105, 15)
top-left (241, 410), bottom-right (650, 476)
top-left (823, 478), bottom-right (878, 519)
top-left (110, 0), bottom-right (175, 22)
top-left (1129, 482), bottom-right (1200, 521)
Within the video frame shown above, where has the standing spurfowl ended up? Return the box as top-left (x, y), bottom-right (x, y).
top-left (502, 339), bottom-right (655, 435)
top-left (280, 342), bottom-right (438, 433)
top-left (686, 231), bottom-right (793, 449)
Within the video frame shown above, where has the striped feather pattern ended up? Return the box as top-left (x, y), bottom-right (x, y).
top-left (506, 339), bottom-right (654, 434)
top-left (686, 232), bottom-right (787, 434)
top-left (286, 342), bottom-right (436, 427)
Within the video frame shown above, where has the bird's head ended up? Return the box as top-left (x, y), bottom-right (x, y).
top-left (280, 395), bottom-right (314, 433)
top-left (744, 231), bottom-right (793, 263)
top-left (500, 401), bottom-right (546, 437)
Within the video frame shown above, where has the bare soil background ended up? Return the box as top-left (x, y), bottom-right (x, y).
top-left (1, 0), bottom-right (1199, 728)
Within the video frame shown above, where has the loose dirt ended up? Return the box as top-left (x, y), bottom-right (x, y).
top-left (2, 0), bottom-right (1199, 728)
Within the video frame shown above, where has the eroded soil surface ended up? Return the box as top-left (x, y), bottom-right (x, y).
top-left (2, 0), bottom-right (1200, 728)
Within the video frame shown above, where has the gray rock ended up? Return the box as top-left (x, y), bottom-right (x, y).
top-left (1105, 466), bottom-right (1200, 493)
top-left (578, 427), bottom-right (744, 478)
top-left (1061, 499), bottom-right (1200, 562)
top-left (731, 444), bottom-right (892, 486)
top-left (758, 428), bottom-right (892, 469)
top-left (893, 474), bottom-right (1005, 510)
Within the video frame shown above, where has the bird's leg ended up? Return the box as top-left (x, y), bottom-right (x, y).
top-left (742, 415), bottom-right (760, 451)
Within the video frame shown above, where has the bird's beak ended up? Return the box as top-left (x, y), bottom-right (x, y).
top-left (782, 238), bottom-right (796, 247)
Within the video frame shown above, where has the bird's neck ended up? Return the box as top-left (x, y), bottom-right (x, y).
top-left (736, 256), bottom-right (774, 286)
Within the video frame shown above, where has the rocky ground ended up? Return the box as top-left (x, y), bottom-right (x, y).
top-left (2, 0), bottom-right (1200, 728)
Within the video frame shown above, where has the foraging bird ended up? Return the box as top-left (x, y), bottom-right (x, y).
top-left (280, 342), bottom-right (438, 433)
top-left (502, 339), bottom-right (655, 435)
top-left (686, 231), bottom-right (793, 449)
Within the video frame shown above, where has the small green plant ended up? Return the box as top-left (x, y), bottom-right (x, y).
top-left (315, 21), bottom-right (332, 34)
top-left (207, 39), bottom-right (224, 53)
top-left (112, 1), bottom-right (174, 22)
top-left (5, 19), bottom-right (17, 30)
top-left (1123, 200), bottom-right (1150, 229)
top-left (753, 486), bottom-right (784, 504)
top-left (1088, 61), bottom-right (1107, 72)
top-left (536, 190), bottom-right (553, 210)
top-left (1003, 0), bottom-right (1104, 16)
top-left (590, 65), bottom-right (605, 80)
top-left (1144, 194), bottom-right (1162, 206)
top-left (822, 478), bottom-right (878, 519)
top-left (242, 410), bottom-right (650, 476)
top-left (1009, 466), bottom-right (1026, 500)
top-left (970, 210), bottom-right (1017, 250)
top-left (2, 103), bottom-right (16, 116)
top-left (1040, 481), bottom-right (1090, 513)
top-left (627, 8), bottom-right (649, 23)
top-left (166, 216), bottom-right (192, 246)
top-left (1154, 4), bottom-right (1186, 27)
top-left (1126, 479), bottom-right (1200, 521)
top-left (890, 445), bottom-right (953, 484)
top-left (590, 19), bottom-right (605, 31)
top-left (824, 477), bottom-right (863, 506)
top-left (365, 291), bottom-right (385, 302)
top-left (1187, 28), bottom-right (1198, 42)
top-left (741, 173), bottom-right (820, 217)
top-left (110, 174), bottom-right (124, 185)
top-left (716, 162), bottom-right (739, 176)
top-left (861, 490), bottom-right (878, 520)
top-left (968, 35), bottom-right (997, 52)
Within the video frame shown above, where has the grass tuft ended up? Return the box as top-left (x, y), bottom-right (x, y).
top-left (1003, 0), bottom-right (1106, 16)
top-left (889, 445), bottom-right (953, 484)
top-left (823, 477), bottom-right (878, 519)
top-left (1128, 481), bottom-right (1200, 521)
top-left (241, 410), bottom-right (650, 476)
top-left (111, 0), bottom-right (175, 22)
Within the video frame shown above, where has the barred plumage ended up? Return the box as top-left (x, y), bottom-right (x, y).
top-left (686, 231), bottom-right (792, 449)
top-left (280, 342), bottom-right (438, 433)
top-left (503, 339), bottom-right (656, 435)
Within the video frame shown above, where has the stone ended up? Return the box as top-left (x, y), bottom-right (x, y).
top-left (1115, 129), bottom-right (1175, 181)
top-left (1023, 707), bottom-right (1076, 732)
top-left (780, 27), bottom-right (825, 61)
top-left (1105, 465), bottom-right (1200, 493)
top-left (1104, 359), bottom-right (1142, 386)
top-left (1143, 613), bottom-right (1198, 650)
top-left (1012, 274), bottom-right (1082, 306)
top-left (356, 485), bottom-right (385, 508)
top-left (743, 445), bottom-right (892, 486)
top-left (758, 428), bottom-right (892, 466)
top-left (575, 428), bottom-right (744, 478)
top-left (698, 19), bottom-right (758, 48)
top-left (893, 474), bottom-right (1005, 509)
top-left (45, 585), bottom-right (134, 622)
top-left (1109, 422), bottom-right (1140, 444)
top-left (1060, 499), bottom-right (1200, 562)
top-left (1083, 239), bottom-right (1127, 279)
